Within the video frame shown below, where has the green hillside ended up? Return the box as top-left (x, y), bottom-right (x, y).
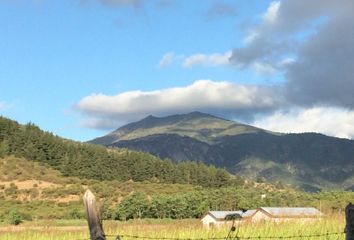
top-left (1, 156), bottom-right (354, 222)
top-left (0, 116), bottom-right (235, 188)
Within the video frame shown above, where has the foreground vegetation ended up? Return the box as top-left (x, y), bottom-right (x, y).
top-left (0, 155), bottom-right (354, 223)
top-left (0, 216), bottom-right (347, 240)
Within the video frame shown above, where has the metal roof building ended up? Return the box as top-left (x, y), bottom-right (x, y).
top-left (208, 210), bottom-right (257, 220)
top-left (201, 207), bottom-right (323, 228)
top-left (259, 207), bottom-right (323, 218)
top-left (201, 210), bottom-right (257, 228)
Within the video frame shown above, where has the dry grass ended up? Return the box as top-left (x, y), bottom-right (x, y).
top-left (0, 180), bottom-right (59, 190)
top-left (0, 214), bottom-right (347, 240)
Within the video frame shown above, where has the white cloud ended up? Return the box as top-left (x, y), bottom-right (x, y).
top-left (277, 57), bottom-right (295, 67)
top-left (249, 57), bottom-right (294, 75)
top-left (158, 51), bottom-right (232, 69)
top-left (243, 30), bottom-right (259, 44)
top-left (158, 52), bottom-right (175, 68)
top-left (262, 1), bottom-right (281, 24)
top-left (231, 0), bottom-right (354, 109)
top-left (182, 51), bottom-right (232, 68)
top-left (253, 107), bottom-right (354, 139)
top-left (252, 62), bottom-right (277, 75)
top-left (77, 80), bottom-right (281, 129)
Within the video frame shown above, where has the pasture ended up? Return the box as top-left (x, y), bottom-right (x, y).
top-left (0, 214), bottom-right (346, 240)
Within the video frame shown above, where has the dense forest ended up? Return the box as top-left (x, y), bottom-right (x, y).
top-left (0, 116), bottom-right (240, 188)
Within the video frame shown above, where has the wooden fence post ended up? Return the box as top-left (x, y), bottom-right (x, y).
top-left (345, 202), bottom-right (354, 240)
top-left (83, 189), bottom-right (106, 240)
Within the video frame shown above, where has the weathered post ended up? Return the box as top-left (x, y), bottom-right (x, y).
top-left (345, 202), bottom-right (354, 240)
top-left (83, 189), bottom-right (106, 240)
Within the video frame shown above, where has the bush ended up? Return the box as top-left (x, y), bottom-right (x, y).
top-left (67, 208), bottom-right (84, 219)
top-left (7, 209), bottom-right (23, 225)
top-left (114, 192), bottom-right (149, 220)
top-left (4, 184), bottom-right (18, 197)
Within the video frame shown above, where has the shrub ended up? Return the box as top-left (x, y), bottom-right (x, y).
top-left (67, 208), bottom-right (84, 219)
top-left (7, 209), bottom-right (23, 225)
top-left (28, 188), bottom-right (39, 199)
top-left (4, 184), bottom-right (18, 196)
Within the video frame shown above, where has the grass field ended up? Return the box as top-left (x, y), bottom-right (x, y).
top-left (0, 214), bottom-right (346, 240)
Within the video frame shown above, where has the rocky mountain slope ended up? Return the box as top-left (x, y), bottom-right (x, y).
top-left (90, 112), bottom-right (354, 191)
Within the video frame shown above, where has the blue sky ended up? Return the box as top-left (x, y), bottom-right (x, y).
top-left (1, 0), bottom-right (354, 141)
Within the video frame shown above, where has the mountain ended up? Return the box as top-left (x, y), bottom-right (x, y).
top-left (90, 112), bottom-right (354, 191)
top-left (89, 111), bottom-right (266, 145)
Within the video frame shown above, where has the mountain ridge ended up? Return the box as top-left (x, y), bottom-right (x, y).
top-left (90, 112), bottom-right (354, 191)
top-left (89, 111), bottom-right (266, 145)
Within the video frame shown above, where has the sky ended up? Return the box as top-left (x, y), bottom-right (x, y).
top-left (0, 0), bottom-right (353, 141)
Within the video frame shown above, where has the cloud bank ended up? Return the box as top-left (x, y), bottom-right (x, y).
top-left (253, 107), bottom-right (354, 139)
top-left (77, 80), bottom-right (282, 129)
top-left (231, 0), bottom-right (354, 108)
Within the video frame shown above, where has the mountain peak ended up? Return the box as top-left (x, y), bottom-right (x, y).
top-left (142, 111), bottom-right (213, 121)
top-left (186, 111), bottom-right (209, 116)
top-left (184, 111), bottom-right (218, 119)
top-left (140, 114), bottom-right (157, 121)
top-left (90, 111), bottom-right (263, 145)
top-left (134, 112), bottom-right (219, 127)
top-left (144, 114), bottom-right (156, 119)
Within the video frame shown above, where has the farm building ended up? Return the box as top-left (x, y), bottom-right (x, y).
top-left (252, 207), bottom-right (323, 223)
top-left (201, 210), bottom-right (256, 229)
top-left (201, 207), bottom-right (323, 228)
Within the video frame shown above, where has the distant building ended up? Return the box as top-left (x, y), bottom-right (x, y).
top-left (201, 210), bottom-right (256, 229)
top-left (252, 207), bottom-right (323, 223)
top-left (201, 207), bottom-right (323, 228)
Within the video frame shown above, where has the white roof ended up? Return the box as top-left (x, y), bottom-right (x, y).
top-left (206, 208), bottom-right (322, 220)
top-left (259, 207), bottom-right (323, 217)
top-left (208, 210), bottom-right (256, 220)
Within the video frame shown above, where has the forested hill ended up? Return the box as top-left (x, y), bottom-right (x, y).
top-left (0, 116), bottom-right (239, 188)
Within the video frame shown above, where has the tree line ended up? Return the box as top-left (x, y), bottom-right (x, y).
top-left (0, 116), bottom-right (242, 188)
top-left (101, 188), bottom-right (354, 221)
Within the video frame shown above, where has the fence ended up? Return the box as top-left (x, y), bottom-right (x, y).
top-left (103, 232), bottom-right (345, 239)
top-left (77, 232), bottom-right (345, 240)
top-left (83, 190), bottom-right (354, 240)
